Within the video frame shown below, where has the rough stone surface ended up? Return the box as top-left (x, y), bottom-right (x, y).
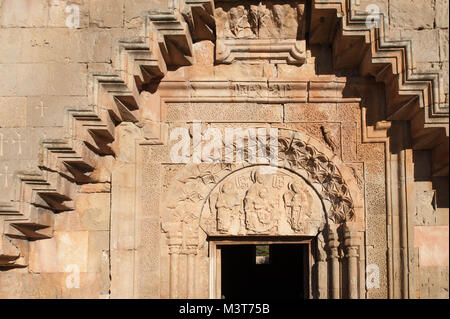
top-left (0, 0), bottom-right (447, 300)
top-left (390, 0), bottom-right (435, 30)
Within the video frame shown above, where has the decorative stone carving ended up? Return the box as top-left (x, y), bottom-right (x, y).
top-left (320, 125), bottom-right (338, 153)
top-left (277, 135), bottom-right (355, 223)
top-left (283, 182), bottom-right (312, 232)
top-left (243, 171), bottom-right (279, 233)
top-left (215, 1), bottom-right (306, 39)
top-left (209, 182), bottom-right (240, 232)
top-left (162, 128), bottom-right (358, 250)
top-left (214, 0), bottom-right (307, 64)
top-left (200, 166), bottom-right (324, 236)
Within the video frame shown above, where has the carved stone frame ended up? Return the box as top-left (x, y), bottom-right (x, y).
top-left (110, 119), bottom-right (365, 298)
top-left (209, 237), bottom-right (312, 299)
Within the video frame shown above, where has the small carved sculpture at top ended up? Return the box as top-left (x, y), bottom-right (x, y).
top-left (215, 1), bottom-right (306, 40)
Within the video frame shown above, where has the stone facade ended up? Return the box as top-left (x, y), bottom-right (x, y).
top-left (0, 0), bottom-right (448, 299)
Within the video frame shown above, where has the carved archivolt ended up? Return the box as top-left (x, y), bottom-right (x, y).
top-left (277, 134), bottom-right (355, 224)
top-left (162, 128), bottom-right (359, 247)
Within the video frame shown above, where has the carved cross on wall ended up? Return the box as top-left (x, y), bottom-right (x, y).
top-left (0, 165), bottom-right (13, 188)
top-left (36, 100), bottom-right (49, 117)
top-left (0, 133), bottom-right (8, 157)
top-left (12, 133), bottom-right (26, 155)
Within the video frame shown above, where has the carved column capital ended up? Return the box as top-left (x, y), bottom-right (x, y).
top-left (185, 227), bottom-right (199, 255)
top-left (344, 222), bottom-right (361, 248)
top-left (345, 246), bottom-right (359, 258)
top-left (168, 230), bottom-right (183, 255)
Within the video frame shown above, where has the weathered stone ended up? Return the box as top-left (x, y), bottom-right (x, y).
top-left (0, 97), bottom-right (27, 127)
top-left (0, 0), bottom-right (447, 301)
top-left (440, 30), bottom-right (449, 62)
top-left (76, 193), bottom-right (111, 231)
top-left (0, 0), bottom-right (49, 27)
top-left (435, 0), bottom-right (449, 28)
top-left (390, 0), bottom-right (435, 30)
top-left (401, 29), bottom-right (440, 63)
top-left (89, 0), bottom-right (124, 28)
top-left (415, 226), bottom-right (449, 267)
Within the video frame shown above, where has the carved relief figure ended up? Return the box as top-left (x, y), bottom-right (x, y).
top-left (244, 171), bottom-right (277, 232)
top-left (210, 182), bottom-right (240, 232)
top-left (216, 1), bottom-right (306, 39)
top-left (283, 182), bottom-right (311, 231)
top-left (228, 6), bottom-right (254, 38)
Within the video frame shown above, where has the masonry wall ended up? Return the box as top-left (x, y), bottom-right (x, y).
top-left (0, 0), bottom-right (170, 299)
top-left (0, 0), bottom-right (448, 299)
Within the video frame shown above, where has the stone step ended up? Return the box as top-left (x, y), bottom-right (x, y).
top-left (182, 0), bottom-right (215, 42)
top-left (147, 9), bottom-right (194, 67)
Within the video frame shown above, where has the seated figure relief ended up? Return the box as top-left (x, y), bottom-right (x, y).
top-left (244, 171), bottom-right (279, 233)
top-left (204, 167), bottom-right (322, 236)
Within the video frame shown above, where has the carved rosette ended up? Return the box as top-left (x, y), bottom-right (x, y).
top-left (277, 136), bottom-right (355, 223)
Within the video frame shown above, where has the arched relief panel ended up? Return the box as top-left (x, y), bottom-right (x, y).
top-left (157, 127), bottom-right (364, 299)
top-left (200, 166), bottom-right (326, 237)
top-left (160, 127), bottom-right (364, 242)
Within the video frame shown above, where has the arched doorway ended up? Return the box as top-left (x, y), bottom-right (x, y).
top-left (159, 128), bottom-right (363, 299)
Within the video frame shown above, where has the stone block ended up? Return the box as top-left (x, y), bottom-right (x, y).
top-left (55, 231), bottom-right (89, 273)
top-left (440, 29), bottom-right (449, 62)
top-left (0, 97), bottom-right (27, 128)
top-left (0, 29), bottom-right (22, 64)
top-left (26, 95), bottom-right (88, 127)
top-left (29, 237), bottom-right (59, 273)
top-left (0, 0), bottom-right (49, 27)
top-left (0, 127), bottom-right (33, 160)
top-left (356, 0), bottom-right (388, 17)
top-left (48, 0), bottom-right (89, 28)
top-left (0, 64), bottom-right (17, 96)
top-left (16, 63), bottom-right (50, 96)
top-left (193, 40), bottom-right (215, 66)
top-left (47, 63), bottom-right (88, 96)
top-left (166, 102), bottom-right (283, 122)
top-left (125, 0), bottom-right (169, 24)
top-left (54, 210), bottom-right (85, 232)
top-left (414, 181), bottom-right (437, 225)
top-left (401, 29), bottom-right (440, 63)
top-left (87, 230), bottom-right (109, 273)
top-left (390, 0), bottom-right (435, 30)
top-left (414, 226), bottom-right (449, 267)
top-left (0, 159), bottom-right (36, 199)
top-left (436, 0), bottom-right (449, 28)
top-left (76, 193), bottom-right (111, 231)
top-left (90, 0), bottom-right (124, 28)
top-left (418, 266), bottom-right (449, 298)
top-left (60, 272), bottom-right (101, 298)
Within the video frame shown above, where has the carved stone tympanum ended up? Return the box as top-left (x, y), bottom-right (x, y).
top-left (201, 166), bottom-right (324, 236)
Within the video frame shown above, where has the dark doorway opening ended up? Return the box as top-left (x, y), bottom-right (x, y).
top-left (220, 244), bottom-right (308, 299)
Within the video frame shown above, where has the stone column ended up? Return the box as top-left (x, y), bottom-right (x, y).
top-left (344, 223), bottom-right (360, 299)
top-left (315, 236), bottom-right (328, 299)
top-left (327, 225), bottom-right (340, 299)
top-left (168, 230), bottom-right (183, 299)
top-left (185, 230), bottom-right (199, 299)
